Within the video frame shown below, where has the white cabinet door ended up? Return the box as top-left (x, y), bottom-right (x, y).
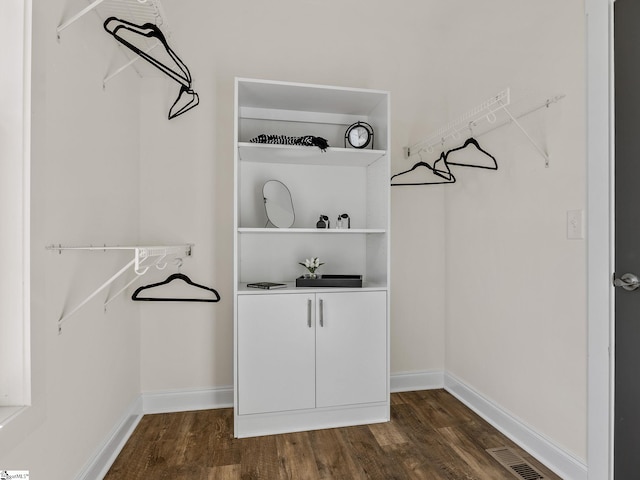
top-left (315, 291), bottom-right (387, 408)
top-left (237, 293), bottom-right (316, 415)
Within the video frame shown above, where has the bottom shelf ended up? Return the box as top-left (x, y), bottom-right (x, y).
top-left (238, 282), bottom-right (387, 294)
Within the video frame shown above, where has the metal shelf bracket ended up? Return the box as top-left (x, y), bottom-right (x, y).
top-left (404, 88), bottom-right (565, 168)
top-left (46, 244), bottom-right (192, 334)
top-left (56, 0), bottom-right (168, 85)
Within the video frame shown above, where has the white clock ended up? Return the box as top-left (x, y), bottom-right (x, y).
top-left (345, 121), bottom-right (374, 149)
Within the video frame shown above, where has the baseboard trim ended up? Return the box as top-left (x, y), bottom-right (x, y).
top-left (142, 386), bottom-right (234, 414)
top-left (444, 372), bottom-right (588, 480)
top-left (74, 396), bottom-right (143, 480)
top-left (390, 370), bottom-right (444, 392)
top-left (139, 373), bottom-right (441, 414)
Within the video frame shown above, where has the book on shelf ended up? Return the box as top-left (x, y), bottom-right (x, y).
top-left (246, 282), bottom-right (287, 290)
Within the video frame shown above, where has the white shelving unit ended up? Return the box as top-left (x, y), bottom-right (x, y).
top-left (233, 78), bottom-right (390, 437)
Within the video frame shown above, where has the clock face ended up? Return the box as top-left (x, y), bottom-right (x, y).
top-left (349, 126), bottom-right (367, 147)
top-left (348, 124), bottom-right (372, 149)
top-left (345, 121), bottom-right (374, 149)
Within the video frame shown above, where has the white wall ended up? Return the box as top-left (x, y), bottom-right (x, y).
top-left (0, 0), bottom-right (143, 477)
top-left (441, 0), bottom-right (587, 461)
top-left (138, 0), bottom-right (587, 461)
top-left (0, 0), bottom-right (588, 477)
top-left (138, 0), bottom-right (453, 391)
top-left (137, 0), bottom-right (587, 463)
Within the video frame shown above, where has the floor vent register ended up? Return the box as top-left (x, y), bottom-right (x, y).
top-left (486, 447), bottom-right (546, 480)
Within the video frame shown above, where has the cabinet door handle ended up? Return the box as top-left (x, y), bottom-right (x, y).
top-left (307, 299), bottom-right (312, 328)
top-left (319, 298), bottom-right (324, 327)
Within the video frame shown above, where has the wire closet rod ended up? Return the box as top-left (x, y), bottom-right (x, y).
top-left (47, 244), bottom-right (192, 333)
top-left (56, 0), bottom-right (169, 86)
top-left (404, 89), bottom-right (565, 167)
top-left (405, 89), bottom-right (510, 158)
top-left (457, 93), bottom-right (565, 168)
top-left (47, 244), bottom-right (190, 253)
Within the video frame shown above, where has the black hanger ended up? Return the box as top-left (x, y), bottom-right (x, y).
top-left (168, 85), bottom-right (200, 119)
top-left (443, 137), bottom-right (498, 170)
top-left (131, 273), bottom-right (221, 302)
top-left (104, 18), bottom-right (190, 86)
top-left (103, 17), bottom-right (199, 119)
top-left (104, 17), bottom-right (191, 87)
top-left (391, 151), bottom-right (456, 186)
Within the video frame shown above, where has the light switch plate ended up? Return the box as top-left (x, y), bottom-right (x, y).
top-left (567, 209), bottom-right (585, 240)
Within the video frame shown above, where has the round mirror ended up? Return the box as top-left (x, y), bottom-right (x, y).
top-left (263, 180), bottom-right (295, 228)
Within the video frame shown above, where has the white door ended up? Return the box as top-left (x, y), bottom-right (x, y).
top-left (316, 291), bottom-right (387, 408)
top-left (237, 293), bottom-right (316, 415)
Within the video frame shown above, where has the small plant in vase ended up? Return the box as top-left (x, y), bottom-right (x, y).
top-left (299, 257), bottom-right (324, 279)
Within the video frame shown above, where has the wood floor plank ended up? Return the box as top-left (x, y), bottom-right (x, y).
top-left (390, 402), bottom-right (477, 480)
top-left (275, 431), bottom-right (320, 480)
top-left (143, 412), bottom-right (191, 469)
top-left (239, 435), bottom-right (284, 480)
top-left (340, 424), bottom-right (412, 480)
top-left (308, 427), bottom-right (369, 480)
top-left (184, 408), bottom-right (240, 467)
top-left (437, 425), bottom-right (514, 480)
top-left (104, 390), bottom-right (563, 480)
top-left (206, 464), bottom-right (241, 480)
top-left (367, 418), bottom-right (408, 447)
top-left (383, 442), bottom-right (450, 480)
top-left (399, 389), bottom-right (476, 430)
top-left (208, 409), bottom-right (242, 468)
top-left (103, 414), bottom-right (169, 477)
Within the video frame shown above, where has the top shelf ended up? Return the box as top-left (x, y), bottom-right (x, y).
top-left (238, 143), bottom-right (386, 167)
top-left (237, 78), bottom-right (389, 116)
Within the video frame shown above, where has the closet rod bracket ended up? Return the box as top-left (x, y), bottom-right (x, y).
top-left (403, 90), bottom-right (565, 168)
top-left (46, 244), bottom-right (193, 334)
top-left (500, 103), bottom-right (551, 167)
top-left (56, 0), bottom-right (108, 40)
top-left (57, 0), bottom-right (164, 40)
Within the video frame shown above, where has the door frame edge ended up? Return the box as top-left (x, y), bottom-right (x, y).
top-left (586, 0), bottom-right (615, 479)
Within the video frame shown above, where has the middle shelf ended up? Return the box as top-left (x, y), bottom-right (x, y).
top-left (236, 229), bottom-right (388, 285)
top-left (237, 282), bottom-right (388, 294)
top-left (238, 228), bottom-right (386, 234)
top-left (238, 143), bottom-right (386, 167)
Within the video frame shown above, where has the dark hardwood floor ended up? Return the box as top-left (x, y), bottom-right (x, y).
top-left (104, 389), bottom-right (562, 479)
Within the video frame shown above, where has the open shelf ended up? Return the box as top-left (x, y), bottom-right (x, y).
top-left (237, 228), bottom-right (386, 234)
top-left (238, 282), bottom-right (388, 294)
top-left (238, 143), bottom-right (386, 167)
